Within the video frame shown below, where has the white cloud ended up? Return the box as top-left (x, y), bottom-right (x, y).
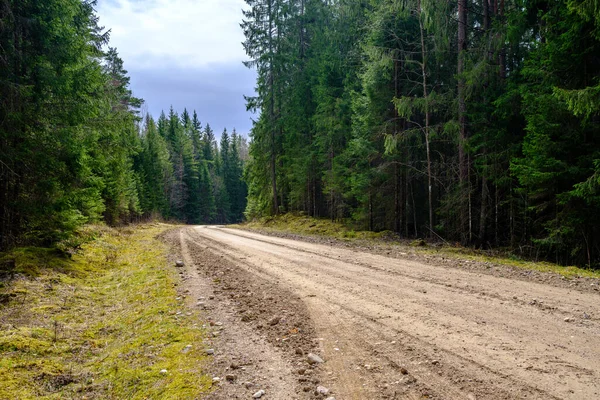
top-left (96, 0), bottom-right (248, 69)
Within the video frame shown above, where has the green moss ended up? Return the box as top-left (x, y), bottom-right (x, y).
top-left (410, 239), bottom-right (427, 247)
top-left (0, 247), bottom-right (72, 277)
top-left (0, 329), bottom-right (52, 353)
top-left (431, 246), bottom-right (600, 279)
top-left (237, 212), bottom-right (386, 241)
top-left (0, 224), bottom-right (211, 399)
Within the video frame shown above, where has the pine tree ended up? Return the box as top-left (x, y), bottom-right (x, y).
top-left (229, 130), bottom-right (248, 221)
top-left (139, 115), bottom-right (172, 217)
top-left (1, 0), bottom-right (112, 245)
top-left (203, 123), bottom-right (215, 163)
top-left (217, 129), bottom-right (232, 222)
top-left (100, 48), bottom-right (144, 224)
top-left (242, 0), bottom-right (287, 214)
top-left (511, 0), bottom-right (600, 266)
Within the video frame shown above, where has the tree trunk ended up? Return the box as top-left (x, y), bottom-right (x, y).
top-left (411, 181), bottom-right (418, 237)
top-left (418, 1), bottom-right (434, 237)
top-left (394, 58), bottom-right (401, 234)
top-left (403, 157), bottom-right (408, 237)
top-left (498, 0), bottom-right (506, 79)
top-left (394, 162), bottom-right (400, 233)
top-left (495, 183), bottom-right (499, 246)
top-left (369, 191), bottom-right (373, 231)
top-left (268, 0), bottom-right (279, 215)
top-left (313, 179), bottom-right (317, 217)
top-left (479, 176), bottom-right (488, 246)
top-left (458, 0), bottom-right (468, 243)
top-left (483, 0), bottom-right (490, 31)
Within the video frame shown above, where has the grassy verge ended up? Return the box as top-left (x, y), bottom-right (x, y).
top-left (0, 224), bottom-right (211, 399)
top-left (238, 213), bottom-right (394, 240)
top-left (236, 213), bottom-right (600, 280)
top-left (426, 245), bottom-right (600, 279)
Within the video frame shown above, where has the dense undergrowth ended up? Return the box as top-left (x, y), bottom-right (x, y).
top-left (239, 213), bottom-right (600, 280)
top-left (0, 224), bottom-right (211, 399)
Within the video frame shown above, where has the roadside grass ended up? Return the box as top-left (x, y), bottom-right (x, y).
top-left (0, 223), bottom-right (211, 399)
top-left (237, 213), bottom-right (394, 240)
top-left (424, 245), bottom-right (600, 279)
top-left (236, 213), bottom-right (600, 280)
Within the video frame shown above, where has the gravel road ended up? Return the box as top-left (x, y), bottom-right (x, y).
top-left (172, 226), bottom-right (600, 400)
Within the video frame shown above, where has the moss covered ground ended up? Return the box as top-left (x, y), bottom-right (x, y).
top-left (0, 224), bottom-right (211, 399)
top-left (238, 213), bottom-right (394, 240)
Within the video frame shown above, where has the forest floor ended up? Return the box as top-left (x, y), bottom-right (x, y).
top-left (0, 224), bottom-right (211, 399)
top-left (169, 224), bottom-right (600, 400)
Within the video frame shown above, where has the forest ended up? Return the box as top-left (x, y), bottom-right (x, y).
top-left (1, 0), bottom-right (600, 269)
top-left (0, 0), bottom-right (247, 250)
top-left (241, 0), bottom-right (600, 267)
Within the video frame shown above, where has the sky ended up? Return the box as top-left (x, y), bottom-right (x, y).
top-left (96, 0), bottom-right (256, 136)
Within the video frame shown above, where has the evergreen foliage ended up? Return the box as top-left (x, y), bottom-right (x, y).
top-left (3, 0), bottom-right (600, 267)
top-left (0, 0), bottom-right (247, 250)
top-left (242, 0), bottom-right (600, 267)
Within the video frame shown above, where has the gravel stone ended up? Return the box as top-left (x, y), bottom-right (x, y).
top-left (182, 344), bottom-right (192, 354)
top-left (316, 385), bottom-right (330, 395)
top-left (307, 353), bottom-right (324, 364)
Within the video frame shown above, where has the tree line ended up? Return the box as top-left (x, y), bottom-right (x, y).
top-left (141, 109), bottom-right (248, 226)
top-left (140, 109), bottom-right (248, 226)
top-left (0, 0), bottom-right (247, 249)
top-left (241, 0), bottom-right (600, 267)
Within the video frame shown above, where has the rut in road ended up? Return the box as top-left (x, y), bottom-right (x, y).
top-left (183, 226), bottom-right (600, 400)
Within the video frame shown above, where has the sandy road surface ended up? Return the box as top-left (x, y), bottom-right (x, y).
top-left (180, 226), bottom-right (600, 399)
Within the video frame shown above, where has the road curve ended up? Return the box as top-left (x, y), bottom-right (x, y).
top-left (184, 226), bottom-right (600, 399)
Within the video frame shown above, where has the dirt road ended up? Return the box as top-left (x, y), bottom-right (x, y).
top-left (174, 226), bottom-right (600, 399)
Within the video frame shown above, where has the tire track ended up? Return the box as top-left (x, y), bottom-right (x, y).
top-left (185, 226), bottom-right (600, 399)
